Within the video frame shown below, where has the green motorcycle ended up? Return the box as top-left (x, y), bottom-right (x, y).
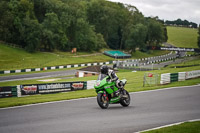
top-left (94, 74), bottom-right (130, 109)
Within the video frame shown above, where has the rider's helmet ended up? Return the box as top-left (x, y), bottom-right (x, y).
top-left (100, 65), bottom-right (108, 74)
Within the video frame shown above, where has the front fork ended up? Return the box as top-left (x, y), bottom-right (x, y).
top-left (98, 91), bottom-right (109, 103)
top-left (103, 91), bottom-right (109, 102)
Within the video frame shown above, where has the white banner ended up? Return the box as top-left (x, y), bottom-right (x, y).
top-left (160, 73), bottom-right (170, 84)
top-left (186, 70), bottom-right (200, 79)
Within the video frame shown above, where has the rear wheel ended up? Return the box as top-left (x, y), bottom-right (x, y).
top-left (97, 93), bottom-right (109, 109)
top-left (120, 90), bottom-right (130, 107)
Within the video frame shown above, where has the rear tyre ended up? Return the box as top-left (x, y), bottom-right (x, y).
top-left (120, 90), bottom-right (130, 107)
top-left (97, 93), bottom-right (109, 109)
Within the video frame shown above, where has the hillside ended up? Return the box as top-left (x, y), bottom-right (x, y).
top-left (0, 43), bottom-right (169, 71)
top-left (167, 26), bottom-right (198, 48)
top-left (0, 43), bottom-right (113, 71)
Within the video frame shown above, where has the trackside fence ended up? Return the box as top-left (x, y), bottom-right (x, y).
top-left (143, 73), bottom-right (159, 87)
top-left (160, 70), bottom-right (200, 84)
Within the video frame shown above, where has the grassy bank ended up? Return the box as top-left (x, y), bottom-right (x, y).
top-left (0, 43), bottom-right (169, 71)
top-left (167, 26), bottom-right (198, 48)
top-left (0, 43), bottom-right (112, 71)
top-left (143, 121), bottom-right (200, 133)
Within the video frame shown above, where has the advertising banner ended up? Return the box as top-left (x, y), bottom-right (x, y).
top-left (147, 46), bottom-right (200, 52)
top-left (2, 81), bottom-right (88, 97)
top-left (71, 82), bottom-right (86, 91)
top-left (38, 82), bottom-right (71, 93)
top-left (186, 70), bottom-right (200, 79)
top-left (0, 86), bottom-right (12, 98)
top-left (21, 85), bottom-right (38, 95)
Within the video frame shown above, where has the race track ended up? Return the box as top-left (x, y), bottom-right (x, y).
top-left (0, 85), bottom-right (200, 133)
top-left (0, 70), bottom-right (77, 82)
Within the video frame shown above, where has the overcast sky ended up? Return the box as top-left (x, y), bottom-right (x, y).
top-left (108, 0), bottom-right (200, 24)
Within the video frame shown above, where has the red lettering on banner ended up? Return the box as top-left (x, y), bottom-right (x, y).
top-left (72, 83), bottom-right (84, 89)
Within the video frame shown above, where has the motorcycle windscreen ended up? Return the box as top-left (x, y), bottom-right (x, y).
top-left (97, 74), bottom-right (107, 80)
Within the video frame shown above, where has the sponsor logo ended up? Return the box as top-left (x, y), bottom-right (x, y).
top-left (22, 85), bottom-right (37, 94)
top-left (38, 83), bottom-right (71, 90)
top-left (160, 47), bottom-right (195, 52)
top-left (72, 83), bottom-right (84, 89)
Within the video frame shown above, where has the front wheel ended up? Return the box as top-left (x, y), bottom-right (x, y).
top-left (120, 90), bottom-right (130, 107)
top-left (97, 93), bottom-right (109, 109)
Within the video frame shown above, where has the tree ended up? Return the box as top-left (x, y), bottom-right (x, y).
top-left (0, 1), bottom-right (13, 42)
top-left (125, 23), bottom-right (147, 53)
top-left (41, 12), bottom-right (62, 51)
top-left (198, 25), bottom-right (200, 49)
top-left (23, 17), bottom-right (41, 52)
top-left (146, 18), bottom-right (165, 47)
top-left (165, 18), bottom-right (197, 28)
top-left (163, 26), bottom-right (168, 42)
top-left (0, 0), bottom-right (167, 52)
top-left (87, 0), bottom-right (129, 49)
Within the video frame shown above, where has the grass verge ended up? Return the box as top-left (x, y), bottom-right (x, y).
top-left (142, 121), bottom-right (200, 133)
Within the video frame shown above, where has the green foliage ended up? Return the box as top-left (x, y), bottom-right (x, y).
top-left (23, 17), bottom-right (41, 52)
top-left (198, 25), bottom-right (200, 49)
top-left (146, 18), bottom-right (165, 47)
top-left (165, 18), bottom-right (198, 28)
top-left (125, 23), bottom-right (147, 53)
top-left (0, 0), bottom-right (166, 52)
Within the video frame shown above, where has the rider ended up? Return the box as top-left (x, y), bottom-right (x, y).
top-left (100, 65), bottom-right (123, 96)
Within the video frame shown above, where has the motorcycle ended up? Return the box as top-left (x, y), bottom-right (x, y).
top-left (94, 74), bottom-right (130, 109)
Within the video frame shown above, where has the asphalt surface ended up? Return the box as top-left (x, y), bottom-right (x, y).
top-left (0, 70), bottom-right (77, 82)
top-left (0, 85), bottom-right (200, 133)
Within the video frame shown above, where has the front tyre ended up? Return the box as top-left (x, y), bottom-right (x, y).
top-left (97, 93), bottom-right (109, 109)
top-left (120, 90), bottom-right (130, 107)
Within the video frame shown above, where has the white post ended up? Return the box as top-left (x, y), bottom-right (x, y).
top-left (17, 85), bottom-right (21, 97)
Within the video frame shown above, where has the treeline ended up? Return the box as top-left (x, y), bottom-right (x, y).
top-left (0, 0), bottom-right (167, 52)
top-left (198, 25), bottom-right (200, 48)
top-left (165, 19), bottom-right (198, 28)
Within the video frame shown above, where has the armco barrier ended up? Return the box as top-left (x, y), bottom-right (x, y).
top-left (160, 73), bottom-right (170, 84)
top-left (170, 73), bottom-right (178, 82)
top-left (160, 70), bottom-right (200, 85)
top-left (178, 72), bottom-right (186, 81)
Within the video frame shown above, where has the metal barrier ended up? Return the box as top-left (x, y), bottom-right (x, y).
top-left (160, 70), bottom-right (200, 85)
top-left (117, 52), bottom-right (177, 69)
